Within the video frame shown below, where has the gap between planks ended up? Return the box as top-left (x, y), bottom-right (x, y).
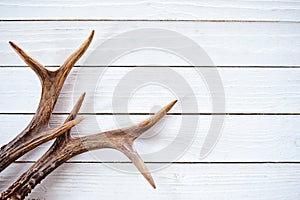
top-left (1, 65), bottom-right (300, 68)
top-left (1, 19), bottom-right (300, 23)
top-left (13, 161), bottom-right (300, 164)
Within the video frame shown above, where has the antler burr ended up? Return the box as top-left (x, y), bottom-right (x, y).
top-left (0, 31), bottom-right (94, 172)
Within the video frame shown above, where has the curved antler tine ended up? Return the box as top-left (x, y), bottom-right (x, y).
top-left (123, 100), bottom-right (177, 139)
top-left (110, 100), bottom-right (177, 188)
top-left (63, 92), bottom-right (86, 139)
top-left (9, 41), bottom-right (48, 81)
top-left (57, 30), bottom-right (94, 77)
top-left (65, 92), bottom-right (86, 122)
top-left (120, 143), bottom-right (156, 189)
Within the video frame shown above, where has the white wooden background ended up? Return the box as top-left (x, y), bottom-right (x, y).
top-left (1, 1), bottom-right (300, 199)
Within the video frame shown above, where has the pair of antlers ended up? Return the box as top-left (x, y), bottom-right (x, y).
top-left (0, 30), bottom-right (177, 200)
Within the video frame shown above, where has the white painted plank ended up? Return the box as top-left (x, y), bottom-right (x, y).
top-left (0, 22), bottom-right (299, 66)
top-left (0, 67), bottom-right (299, 113)
top-left (0, 163), bottom-right (299, 200)
top-left (1, 115), bottom-right (300, 162)
top-left (0, 0), bottom-right (300, 21)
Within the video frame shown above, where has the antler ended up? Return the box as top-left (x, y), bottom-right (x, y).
top-left (0, 30), bottom-right (177, 199)
top-left (0, 31), bottom-right (95, 172)
top-left (0, 95), bottom-right (177, 200)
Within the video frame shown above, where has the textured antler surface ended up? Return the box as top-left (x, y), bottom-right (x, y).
top-left (0, 30), bottom-right (177, 200)
top-left (0, 97), bottom-right (177, 200)
top-left (0, 31), bottom-right (94, 173)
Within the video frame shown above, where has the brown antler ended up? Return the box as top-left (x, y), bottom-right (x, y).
top-left (0, 94), bottom-right (177, 200)
top-left (0, 30), bottom-right (94, 173)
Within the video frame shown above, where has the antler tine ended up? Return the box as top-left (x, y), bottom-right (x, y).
top-left (0, 116), bottom-right (84, 174)
top-left (0, 31), bottom-right (94, 173)
top-left (8, 41), bottom-right (47, 81)
top-left (62, 92), bottom-right (86, 141)
top-left (1, 100), bottom-right (177, 199)
top-left (121, 144), bottom-right (156, 188)
top-left (66, 92), bottom-right (86, 122)
top-left (56, 30), bottom-right (94, 78)
top-left (123, 100), bottom-right (178, 139)
top-left (107, 100), bottom-right (177, 188)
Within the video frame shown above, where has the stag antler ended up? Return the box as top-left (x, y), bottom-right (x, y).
top-left (0, 30), bottom-right (177, 199)
top-left (0, 31), bottom-right (95, 172)
top-left (1, 92), bottom-right (177, 200)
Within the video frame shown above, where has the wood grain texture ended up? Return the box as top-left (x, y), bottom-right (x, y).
top-left (1, 115), bottom-right (299, 162)
top-left (0, 1), bottom-right (299, 199)
top-left (0, 22), bottom-right (299, 66)
top-left (1, 163), bottom-right (299, 200)
top-left (0, 0), bottom-right (300, 21)
top-left (0, 67), bottom-right (299, 113)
